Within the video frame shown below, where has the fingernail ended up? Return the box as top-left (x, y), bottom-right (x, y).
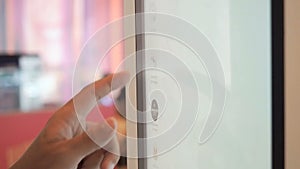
top-left (111, 71), bottom-right (130, 89)
top-left (107, 162), bottom-right (115, 169)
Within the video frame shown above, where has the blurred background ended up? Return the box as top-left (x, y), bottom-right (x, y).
top-left (0, 0), bottom-right (126, 168)
top-left (0, 0), bottom-right (124, 110)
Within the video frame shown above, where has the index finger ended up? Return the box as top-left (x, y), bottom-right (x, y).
top-left (69, 71), bottom-right (130, 121)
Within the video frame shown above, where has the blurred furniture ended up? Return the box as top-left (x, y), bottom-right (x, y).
top-left (0, 53), bottom-right (41, 113)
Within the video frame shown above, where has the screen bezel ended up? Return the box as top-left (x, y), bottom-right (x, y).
top-left (134, 0), bottom-right (285, 168)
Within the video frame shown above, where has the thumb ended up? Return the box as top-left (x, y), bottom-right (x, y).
top-left (69, 118), bottom-right (117, 158)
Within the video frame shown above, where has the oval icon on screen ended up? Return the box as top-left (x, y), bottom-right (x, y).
top-left (151, 99), bottom-right (158, 121)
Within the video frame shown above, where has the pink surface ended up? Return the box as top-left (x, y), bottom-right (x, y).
top-left (0, 110), bottom-right (54, 168)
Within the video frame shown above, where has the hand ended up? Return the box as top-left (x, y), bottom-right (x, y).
top-left (10, 72), bottom-right (130, 169)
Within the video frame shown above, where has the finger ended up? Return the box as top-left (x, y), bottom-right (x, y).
top-left (101, 152), bottom-right (120, 169)
top-left (117, 133), bottom-right (127, 155)
top-left (70, 71), bottom-right (130, 121)
top-left (101, 135), bottom-right (120, 169)
top-left (68, 118), bottom-right (118, 158)
top-left (95, 71), bottom-right (130, 100)
top-left (79, 149), bottom-right (105, 169)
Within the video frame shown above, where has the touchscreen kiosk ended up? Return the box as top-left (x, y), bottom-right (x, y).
top-left (126, 0), bottom-right (284, 168)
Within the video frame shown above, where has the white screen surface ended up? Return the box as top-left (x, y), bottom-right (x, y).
top-left (142, 0), bottom-right (271, 168)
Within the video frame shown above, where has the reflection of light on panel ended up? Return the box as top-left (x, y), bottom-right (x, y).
top-left (24, 0), bottom-right (65, 67)
top-left (95, 0), bottom-right (109, 74)
top-left (23, 0), bottom-right (37, 53)
top-left (5, 0), bottom-right (23, 52)
top-left (72, 0), bottom-right (84, 60)
top-left (5, 0), bottom-right (14, 52)
top-left (0, 0), bottom-right (5, 50)
top-left (109, 0), bottom-right (124, 73)
top-left (41, 0), bottom-right (64, 68)
top-left (81, 0), bottom-right (110, 74)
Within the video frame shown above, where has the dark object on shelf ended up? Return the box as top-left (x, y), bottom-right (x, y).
top-left (0, 54), bottom-right (21, 112)
top-left (0, 53), bottom-right (40, 113)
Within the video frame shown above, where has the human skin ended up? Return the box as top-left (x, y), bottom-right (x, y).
top-left (9, 72), bottom-right (130, 169)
